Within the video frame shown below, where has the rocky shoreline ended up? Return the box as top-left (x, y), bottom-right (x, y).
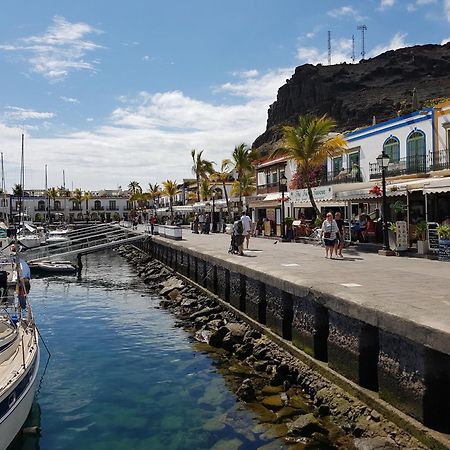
top-left (118, 245), bottom-right (427, 450)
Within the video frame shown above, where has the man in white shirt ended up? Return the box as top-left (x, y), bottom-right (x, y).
top-left (240, 210), bottom-right (252, 249)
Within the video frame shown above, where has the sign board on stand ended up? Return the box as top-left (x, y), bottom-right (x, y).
top-left (395, 221), bottom-right (409, 251)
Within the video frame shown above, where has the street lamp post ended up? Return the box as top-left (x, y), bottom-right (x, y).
top-left (279, 174), bottom-right (288, 240)
top-left (376, 150), bottom-right (390, 251)
top-left (212, 192), bottom-right (216, 232)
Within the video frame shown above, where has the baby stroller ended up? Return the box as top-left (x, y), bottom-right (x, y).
top-left (228, 233), bottom-right (239, 254)
top-left (228, 220), bottom-right (243, 254)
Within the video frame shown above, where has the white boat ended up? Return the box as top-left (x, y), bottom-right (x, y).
top-left (0, 285), bottom-right (39, 450)
top-left (46, 229), bottom-right (71, 245)
top-left (17, 224), bottom-right (42, 249)
top-left (29, 260), bottom-right (77, 275)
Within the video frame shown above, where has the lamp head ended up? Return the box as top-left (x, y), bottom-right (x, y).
top-left (376, 150), bottom-right (390, 170)
top-left (280, 173), bottom-right (288, 186)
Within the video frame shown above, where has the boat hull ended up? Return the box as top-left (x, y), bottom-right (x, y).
top-left (0, 337), bottom-right (40, 450)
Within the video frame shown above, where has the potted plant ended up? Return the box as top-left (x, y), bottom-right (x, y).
top-left (414, 221), bottom-right (428, 255)
top-left (437, 224), bottom-right (450, 261)
top-left (284, 217), bottom-right (294, 241)
top-left (388, 223), bottom-right (397, 251)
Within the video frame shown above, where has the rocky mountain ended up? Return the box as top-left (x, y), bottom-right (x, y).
top-left (253, 43), bottom-right (450, 152)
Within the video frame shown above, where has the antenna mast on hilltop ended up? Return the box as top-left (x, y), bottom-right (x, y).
top-left (352, 34), bottom-right (355, 63)
top-left (357, 25), bottom-right (367, 60)
top-left (328, 30), bottom-right (332, 65)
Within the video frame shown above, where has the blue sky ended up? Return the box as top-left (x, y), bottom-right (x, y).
top-left (0, 0), bottom-right (449, 190)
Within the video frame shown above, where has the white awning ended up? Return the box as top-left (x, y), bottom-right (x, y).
top-left (173, 205), bottom-right (194, 212)
top-left (264, 192), bottom-right (290, 201)
top-left (422, 177), bottom-right (450, 194)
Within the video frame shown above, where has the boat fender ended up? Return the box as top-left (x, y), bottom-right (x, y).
top-left (22, 426), bottom-right (41, 435)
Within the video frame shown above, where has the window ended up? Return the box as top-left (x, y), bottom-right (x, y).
top-left (347, 150), bottom-right (360, 170)
top-left (406, 130), bottom-right (426, 171)
top-left (94, 200), bottom-right (102, 210)
top-left (257, 171), bottom-right (266, 187)
top-left (38, 200), bottom-right (45, 211)
top-left (109, 200), bottom-right (116, 210)
top-left (54, 200), bottom-right (61, 210)
top-left (332, 156), bottom-right (342, 176)
top-left (383, 137), bottom-right (400, 163)
top-left (447, 128), bottom-right (450, 150)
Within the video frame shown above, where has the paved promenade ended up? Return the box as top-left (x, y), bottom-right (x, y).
top-left (147, 227), bottom-right (450, 355)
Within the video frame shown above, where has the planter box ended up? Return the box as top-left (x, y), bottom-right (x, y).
top-left (438, 239), bottom-right (450, 262)
top-left (159, 225), bottom-right (182, 240)
top-left (417, 240), bottom-right (428, 255)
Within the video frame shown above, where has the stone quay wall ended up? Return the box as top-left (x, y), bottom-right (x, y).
top-left (136, 238), bottom-right (450, 435)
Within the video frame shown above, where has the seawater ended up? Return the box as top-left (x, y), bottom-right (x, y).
top-left (10, 250), bottom-right (287, 450)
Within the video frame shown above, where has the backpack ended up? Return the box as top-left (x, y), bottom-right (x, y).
top-left (235, 220), bottom-right (243, 235)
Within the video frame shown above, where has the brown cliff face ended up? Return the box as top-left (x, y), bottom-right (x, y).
top-left (252, 43), bottom-right (450, 152)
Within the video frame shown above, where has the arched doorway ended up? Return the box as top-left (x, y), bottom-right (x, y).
top-left (406, 130), bottom-right (426, 173)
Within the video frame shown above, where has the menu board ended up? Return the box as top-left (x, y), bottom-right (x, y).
top-left (427, 222), bottom-right (439, 253)
top-left (438, 240), bottom-right (450, 261)
top-left (395, 221), bottom-right (409, 251)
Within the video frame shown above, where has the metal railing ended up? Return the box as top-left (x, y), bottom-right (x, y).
top-left (369, 155), bottom-right (428, 179)
top-left (322, 171), bottom-right (362, 185)
top-left (430, 148), bottom-right (450, 171)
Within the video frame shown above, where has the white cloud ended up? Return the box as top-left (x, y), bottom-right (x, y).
top-left (60, 96), bottom-right (79, 104)
top-left (0, 16), bottom-right (103, 81)
top-left (0, 69), bottom-right (294, 190)
top-left (442, 36), bottom-right (450, 44)
top-left (4, 106), bottom-right (55, 121)
top-left (379, 0), bottom-right (395, 10)
top-left (296, 38), bottom-right (354, 65)
top-left (142, 55), bottom-right (151, 61)
top-left (369, 32), bottom-right (408, 57)
top-left (445, 0), bottom-right (450, 21)
top-left (327, 6), bottom-right (364, 20)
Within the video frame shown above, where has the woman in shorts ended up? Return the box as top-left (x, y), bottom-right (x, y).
top-left (334, 211), bottom-right (345, 259)
top-left (321, 212), bottom-right (339, 259)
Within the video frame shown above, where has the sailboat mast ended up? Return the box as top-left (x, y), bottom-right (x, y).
top-left (1, 153), bottom-right (7, 226)
top-left (45, 164), bottom-right (49, 225)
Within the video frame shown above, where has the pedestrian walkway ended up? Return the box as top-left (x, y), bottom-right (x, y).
top-left (150, 228), bottom-right (450, 355)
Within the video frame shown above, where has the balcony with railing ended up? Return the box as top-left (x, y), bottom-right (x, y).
top-left (257, 182), bottom-right (280, 195)
top-left (430, 148), bottom-right (450, 172)
top-left (321, 171), bottom-right (363, 186)
top-left (91, 206), bottom-right (105, 211)
top-left (369, 155), bottom-right (428, 179)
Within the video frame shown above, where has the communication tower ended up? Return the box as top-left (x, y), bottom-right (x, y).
top-left (357, 25), bottom-right (367, 59)
top-left (352, 34), bottom-right (355, 63)
top-left (328, 31), bottom-right (331, 65)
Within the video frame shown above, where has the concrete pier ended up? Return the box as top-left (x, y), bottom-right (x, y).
top-left (136, 230), bottom-right (450, 436)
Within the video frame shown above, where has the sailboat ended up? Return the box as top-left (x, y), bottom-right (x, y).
top-left (0, 133), bottom-right (40, 450)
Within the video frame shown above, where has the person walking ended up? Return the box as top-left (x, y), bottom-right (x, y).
top-left (240, 210), bottom-right (251, 249)
top-left (149, 215), bottom-right (157, 235)
top-left (198, 212), bottom-right (205, 234)
top-left (204, 213), bottom-right (210, 234)
top-left (321, 212), bottom-right (339, 259)
top-left (233, 218), bottom-right (245, 256)
top-left (334, 211), bottom-right (345, 258)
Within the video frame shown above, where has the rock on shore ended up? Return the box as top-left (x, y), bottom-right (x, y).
top-left (116, 245), bottom-right (428, 450)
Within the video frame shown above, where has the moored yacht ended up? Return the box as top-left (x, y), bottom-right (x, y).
top-left (0, 279), bottom-right (39, 450)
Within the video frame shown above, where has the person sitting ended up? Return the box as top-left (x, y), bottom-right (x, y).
top-left (358, 214), bottom-right (368, 242)
top-left (335, 167), bottom-right (349, 181)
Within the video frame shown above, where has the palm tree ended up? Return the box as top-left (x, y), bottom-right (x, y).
top-left (235, 172), bottom-right (256, 197)
top-left (229, 143), bottom-right (254, 210)
top-left (128, 181), bottom-right (142, 210)
top-left (191, 149), bottom-right (215, 202)
top-left (148, 182), bottom-right (161, 210)
top-left (271, 114), bottom-right (347, 219)
top-left (48, 186), bottom-right (59, 213)
top-left (70, 188), bottom-right (83, 210)
top-left (12, 184), bottom-right (23, 197)
top-left (82, 191), bottom-right (91, 221)
top-left (200, 178), bottom-right (213, 201)
top-left (162, 180), bottom-right (179, 220)
top-left (210, 159), bottom-right (232, 220)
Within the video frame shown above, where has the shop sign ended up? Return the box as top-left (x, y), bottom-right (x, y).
top-left (291, 186), bottom-right (333, 204)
